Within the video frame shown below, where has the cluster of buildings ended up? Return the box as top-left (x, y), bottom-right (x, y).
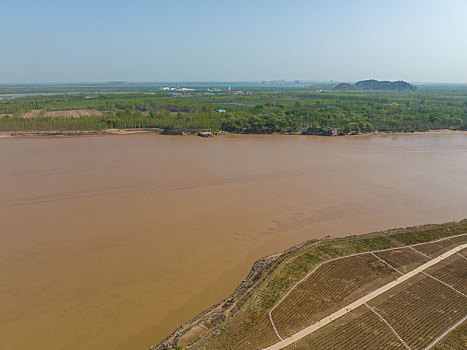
top-left (159, 86), bottom-right (252, 96)
top-left (160, 87), bottom-right (195, 92)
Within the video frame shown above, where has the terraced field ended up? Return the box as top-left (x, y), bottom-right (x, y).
top-left (271, 254), bottom-right (398, 338)
top-left (158, 221), bottom-right (467, 350)
top-left (426, 254), bottom-right (467, 295)
top-left (281, 272), bottom-right (466, 349)
top-left (433, 320), bottom-right (467, 349)
top-left (282, 306), bottom-right (405, 350)
top-left (277, 251), bottom-right (467, 350)
top-left (374, 248), bottom-right (429, 274)
top-left (413, 239), bottom-right (461, 258)
top-left (368, 275), bottom-right (466, 349)
top-left (448, 235), bottom-right (467, 246)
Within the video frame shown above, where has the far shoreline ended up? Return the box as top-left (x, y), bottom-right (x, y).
top-left (1, 128), bottom-right (467, 139)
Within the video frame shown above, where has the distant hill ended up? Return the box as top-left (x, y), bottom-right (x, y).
top-left (333, 83), bottom-right (356, 91)
top-left (354, 79), bottom-right (417, 91)
top-left (333, 80), bottom-right (417, 92)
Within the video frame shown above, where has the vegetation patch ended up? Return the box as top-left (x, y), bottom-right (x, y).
top-left (1, 86), bottom-right (467, 134)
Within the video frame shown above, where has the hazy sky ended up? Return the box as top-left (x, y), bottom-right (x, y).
top-left (1, 0), bottom-right (466, 83)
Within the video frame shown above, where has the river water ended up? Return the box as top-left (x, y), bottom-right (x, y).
top-left (1, 133), bottom-right (466, 350)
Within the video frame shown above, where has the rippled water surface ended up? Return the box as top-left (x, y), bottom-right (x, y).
top-left (1, 133), bottom-right (466, 350)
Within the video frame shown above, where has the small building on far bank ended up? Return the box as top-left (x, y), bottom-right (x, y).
top-left (322, 127), bottom-right (338, 136)
top-left (302, 126), bottom-right (338, 136)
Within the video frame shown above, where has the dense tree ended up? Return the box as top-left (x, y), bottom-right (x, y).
top-left (1, 89), bottom-right (466, 134)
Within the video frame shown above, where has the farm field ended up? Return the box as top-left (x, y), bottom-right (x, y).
top-left (433, 320), bottom-right (467, 349)
top-left (425, 252), bottom-right (467, 295)
top-left (43, 109), bottom-right (103, 117)
top-left (367, 272), bottom-right (467, 349)
top-left (186, 222), bottom-right (467, 350)
top-left (270, 243), bottom-right (467, 349)
top-left (0, 109), bottom-right (103, 118)
top-left (414, 239), bottom-right (462, 258)
top-left (282, 270), bottom-right (467, 349)
top-left (271, 254), bottom-right (398, 338)
top-left (373, 248), bottom-right (429, 273)
top-left (282, 305), bottom-right (405, 349)
top-left (273, 250), bottom-right (467, 350)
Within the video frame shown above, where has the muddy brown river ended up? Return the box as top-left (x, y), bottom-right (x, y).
top-left (1, 133), bottom-right (466, 350)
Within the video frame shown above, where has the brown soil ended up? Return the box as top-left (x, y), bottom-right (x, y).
top-left (433, 321), bottom-right (467, 349)
top-left (17, 109), bottom-right (103, 118)
top-left (44, 109), bottom-right (103, 117)
top-left (369, 275), bottom-right (467, 349)
top-left (416, 238), bottom-right (467, 258)
top-left (272, 255), bottom-right (398, 338)
top-left (0, 128), bottom-right (164, 138)
top-left (285, 306), bottom-right (404, 350)
top-left (427, 255), bottom-right (467, 295)
top-left (21, 109), bottom-right (42, 118)
top-left (290, 265), bottom-right (467, 350)
top-left (375, 248), bottom-right (430, 274)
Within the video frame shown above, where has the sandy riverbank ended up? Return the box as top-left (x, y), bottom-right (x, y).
top-left (1, 128), bottom-right (466, 138)
top-left (0, 128), bottom-right (164, 138)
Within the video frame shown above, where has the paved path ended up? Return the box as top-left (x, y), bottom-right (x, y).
top-left (268, 233), bottom-right (467, 341)
top-left (262, 243), bottom-right (467, 350)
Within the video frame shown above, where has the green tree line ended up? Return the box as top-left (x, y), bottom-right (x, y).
top-left (1, 91), bottom-right (465, 134)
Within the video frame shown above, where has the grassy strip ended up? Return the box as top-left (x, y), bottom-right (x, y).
top-left (391, 223), bottom-right (467, 244)
top-left (2, 89), bottom-right (467, 133)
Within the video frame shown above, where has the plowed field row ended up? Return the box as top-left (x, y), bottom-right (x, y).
top-left (447, 235), bottom-right (467, 246)
top-left (415, 237), bottom-right (467, 258)
top-left (272, 255), bottom-right (397, 337)
top-left (426, 255), bottom-right (467, 296)
top-left (432, 317), bottom-right (467, 349)
top-left (369, 276), bottom-right (467, 349)
top-left (374, 248), bottom-right (429, 274)
top-left (284, 306), bottom-right (405, 350)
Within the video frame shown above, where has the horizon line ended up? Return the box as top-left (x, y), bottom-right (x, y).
top-left (1, 80), bottom-right (467, 86)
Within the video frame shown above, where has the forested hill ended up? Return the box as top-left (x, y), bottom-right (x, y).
top-left (332, 83), bottom-right (356, 91)
top-left (354, 80), bottom-right (417, 91)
